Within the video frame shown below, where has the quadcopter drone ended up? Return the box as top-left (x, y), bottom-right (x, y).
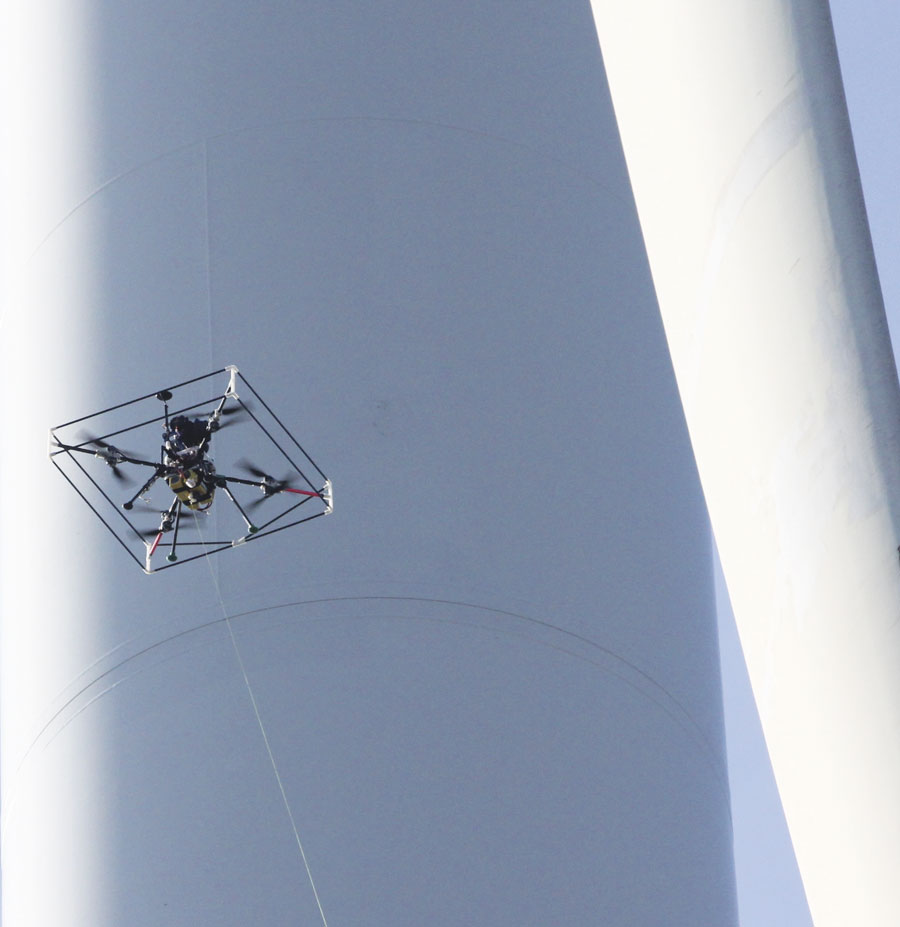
top-left (50, 366), bottom-right (333, 572)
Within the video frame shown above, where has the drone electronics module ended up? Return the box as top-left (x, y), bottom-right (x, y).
top-left (49, 365), bottom-right (333, 573)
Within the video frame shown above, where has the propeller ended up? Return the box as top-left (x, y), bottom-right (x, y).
top-left (235, 459), bottom-right (298, 506)
top-left (132, 510), bottom-right (199, 537)
top-left (201, 401), bottom-right (251, 433)
top-left (77, 432), bottom-right (139, 483)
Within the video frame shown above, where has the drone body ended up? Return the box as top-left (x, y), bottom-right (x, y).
top-left (50, 366), bottom-right (332, 572)
top-left (165, 465), bottom-right (215, 511)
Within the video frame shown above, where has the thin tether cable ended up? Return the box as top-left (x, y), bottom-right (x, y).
top-left (195, 511), bottom-right (329, 927)
top-left (198, 147), bottom-right (328, 925)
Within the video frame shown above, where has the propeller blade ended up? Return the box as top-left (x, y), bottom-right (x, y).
top-left (235, 459), bottom-right (270, 480)
top-left (76, 430), bottom-right (142, 461)
top-left (234, 459), bottom-right (302, 506)
top-left (243, 483), bottom-right (303, 509)
top-left (133, 514), bottom-right (198, 535)
top-left (210, 415), bottom-right (241, 432)
top-left (74, 433), bottom-right (140, 484)
top-left (199, 407), bottom-right (247, 421)
top-left (251, 480), bottom-right (299, 508)
top-left (77, 430), bottom-right (114, 451)
top-left (201, 402), bottom-right (251, 432)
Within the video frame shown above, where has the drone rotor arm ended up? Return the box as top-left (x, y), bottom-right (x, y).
top-left (115, 454), bottom-right (162, 469)
top-left (214, 473), bottom-right (269, 490)
top-left (280, 486), bottom-right (323, 499)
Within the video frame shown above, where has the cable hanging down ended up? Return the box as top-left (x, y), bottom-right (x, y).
top-left (195, 511), bottom-right (330, 927)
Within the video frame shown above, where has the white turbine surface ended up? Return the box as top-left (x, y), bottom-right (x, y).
top-left (591, 0), bottom-right (900, 923)
top-left (1, 3), bottom-right (737, 926)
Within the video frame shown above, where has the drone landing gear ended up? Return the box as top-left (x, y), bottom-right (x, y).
top-left (145, 497), bottom-right (182, 571)
top-left (123, 468), bottom-right (164, 511)
top-left (167, 502), bottom-right (183, 562)
top-left (217, 480), bottom-right (259, 536)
